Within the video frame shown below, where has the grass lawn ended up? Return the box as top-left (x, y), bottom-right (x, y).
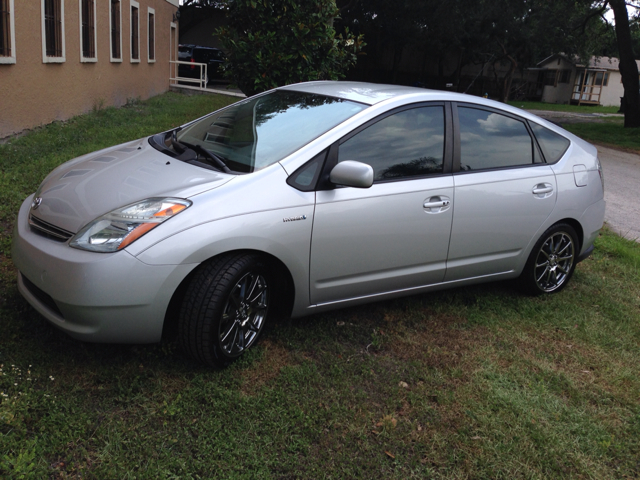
top-left (1, 93), bottom-right (640, 479)
top-left (507, 101), bottom-right (621, 114)
top-left (562, 119), bottom-right (640, 153)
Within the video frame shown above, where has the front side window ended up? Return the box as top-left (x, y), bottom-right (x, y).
top-left (0, 0), bottom-right (15, 63)
top-left (176, 91), bottom-right (367, 173)
top-left (130, 0), bottom-right (139, 62)
top-left (147, 7), bottom-right (155, 62)
top-left (42, 0), bottom-right (65, 62)
top-left (338, 106), bottom-right (445, 181)
top-left (458, 107), bottom-right (537, 171)
top-left (80, 0), bottom-right (96, 61)
top-left (110, 0), bottom-right (121, 61)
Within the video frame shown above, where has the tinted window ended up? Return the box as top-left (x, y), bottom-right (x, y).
top-left (530, 122), bottom-right (570, 163)
top-left (338, 106), bottom-right (445, 181)
top-left (177, 91), bottom-right (367, 173)
top-left (458, 107), bottom-right (534, 171)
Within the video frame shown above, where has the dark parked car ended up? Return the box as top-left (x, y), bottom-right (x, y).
top-left (177, 44), bottom-right (225, 84)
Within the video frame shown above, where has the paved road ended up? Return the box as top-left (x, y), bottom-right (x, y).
top-left (596, 145), bottom-right (640, 242)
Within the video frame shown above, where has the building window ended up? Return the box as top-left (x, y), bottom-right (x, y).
top-left (80, 0), bottom-right (97, 61)
top-left (558, 70), bottom-right (571, 84)
top-left (147, 7), bottom-right (155, 62)
top-left (130, 0), bottom-right (139, 62)
top-left (42, 0), bottom-right (65, 63)
top-left (543, 70), bottom-right (558, 87)
top-left (110, 0), bottom-right (121, 61)
top-left (0, 0), bottom-right (16, 64)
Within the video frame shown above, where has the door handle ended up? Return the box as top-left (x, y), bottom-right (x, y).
top-left (423, 200), bottom-right (450, 209)
top-left (532, 184), bottom-right (553, 195)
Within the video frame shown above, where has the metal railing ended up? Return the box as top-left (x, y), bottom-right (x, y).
top-left (170, 60), bottom-right (208, 89)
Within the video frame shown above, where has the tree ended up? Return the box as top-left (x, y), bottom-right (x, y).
top-left (606, 0), bottom-right (640, 127)
top-left (217, 0), bottom-right (364, 96)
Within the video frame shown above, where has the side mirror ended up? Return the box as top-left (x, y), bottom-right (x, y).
top-left (329, 161), bottom-right (374, 188)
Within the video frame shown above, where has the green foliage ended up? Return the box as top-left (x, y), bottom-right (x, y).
top-left (217, 0), bottom-right (364, 96)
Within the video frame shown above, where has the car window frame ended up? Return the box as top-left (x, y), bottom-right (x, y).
top-left (287, 102), bottom-right (453, 191)
top-left (451, 102), bottom-right (547, 174)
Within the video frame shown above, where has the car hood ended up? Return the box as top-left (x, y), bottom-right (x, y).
top-left (31, 138), bottom-right (233, 234)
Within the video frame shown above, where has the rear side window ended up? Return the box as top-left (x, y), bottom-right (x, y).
top-left (530, 123), bottom-right (570, 163)
top-left (458, 107), bottom-right (535, 171)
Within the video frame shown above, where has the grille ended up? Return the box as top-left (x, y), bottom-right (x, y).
top-left (21, 273), bottom-right (65, 318)
top-left (29, 214), bottom-right (73, 242)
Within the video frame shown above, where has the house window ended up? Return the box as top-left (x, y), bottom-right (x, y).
top-left (147, 7), bottom-right (155, 62)
top-left (42, 0), bottom-right (65, 63)
top-left (80, 0), bottom-right (97, 61)
top-left (558, 70), bottom-right (571, 84)
top-left (130, 0), bottom-right (139, 62)
top-left (603, 72), bottom-right (610, 86)
top-left (110, 0), bottom-right (121, 61)
top-left (543, 70), bottom-right (557, 86)
top-left (0, 0), bottom-right (15, 64)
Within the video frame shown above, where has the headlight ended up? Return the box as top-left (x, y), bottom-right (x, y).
top-left (70, 197), bottom-right (192, 252)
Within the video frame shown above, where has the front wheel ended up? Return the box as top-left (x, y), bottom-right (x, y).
top-left (179, 253), bottom-right (271, 367)
top-left (520, 223), bottom-right (579, 295)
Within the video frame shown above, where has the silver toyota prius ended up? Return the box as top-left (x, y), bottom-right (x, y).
top-left (12, 82), bottom-right (605, 366)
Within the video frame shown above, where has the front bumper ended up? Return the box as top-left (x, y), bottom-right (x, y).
top-left (12, 195), bottom-right (196, 343)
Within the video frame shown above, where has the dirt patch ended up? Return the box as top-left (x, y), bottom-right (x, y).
top-left (239, 339), bottom-right (294, 395)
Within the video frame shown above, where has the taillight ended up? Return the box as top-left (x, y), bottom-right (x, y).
top-left (190, 58), bottom-right (195, 70)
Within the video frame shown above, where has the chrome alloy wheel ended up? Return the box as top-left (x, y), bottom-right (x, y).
top-left (219, 271), bottom-right (269, 356)
top-left (533, 231), bottom-right (575, 293)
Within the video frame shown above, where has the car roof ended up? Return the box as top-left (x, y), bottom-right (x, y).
top-left (279, 81), bottom-right (427, 106)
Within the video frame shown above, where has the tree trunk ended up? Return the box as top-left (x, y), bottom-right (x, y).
top-left (498, 42), bottom-right (518, 103)
top-left (610, 0), bottom-right (640, 128)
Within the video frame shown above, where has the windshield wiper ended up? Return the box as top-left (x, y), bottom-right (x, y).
top-left (169, 131), bottom-right (232, 173)
top-left (181, 141), bottom-right (232, 174)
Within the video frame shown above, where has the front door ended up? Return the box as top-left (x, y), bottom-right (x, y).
top-left (310, 105), bottom-right (454, 305)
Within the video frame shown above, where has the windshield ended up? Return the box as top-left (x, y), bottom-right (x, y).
top-left (176, 90), bottom-right (367, 173)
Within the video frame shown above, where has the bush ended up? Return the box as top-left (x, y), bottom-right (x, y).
top-left (217, 0), bottom-right (364, 96)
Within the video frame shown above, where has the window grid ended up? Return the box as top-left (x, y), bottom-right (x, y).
top-left (131, 4), bottom-right (139, 60)
top-left (111, 0), bottom-right (121, 59)
top-left (45, 0), bottom-right (63, 57)
top-left (0, 0), bottom-right (11, 57)
top-left (81, 0), bottom-right (95, 58)
top-left (148, 11), bottom-right (154, 60)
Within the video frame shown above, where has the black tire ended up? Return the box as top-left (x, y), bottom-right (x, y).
top-left (519, 223), bottom-right (579, 295)
top-left (179, 253), bottom-right (271, 367)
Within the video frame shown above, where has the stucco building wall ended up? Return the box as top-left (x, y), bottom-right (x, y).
top-left (0, 0), bottom-right (179, 139)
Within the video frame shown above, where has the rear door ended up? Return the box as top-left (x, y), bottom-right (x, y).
top-left (444, 104), bottom-right (557, 281)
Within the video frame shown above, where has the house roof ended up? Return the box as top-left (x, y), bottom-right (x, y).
top-left (537, 53), bottom-right (640, 71)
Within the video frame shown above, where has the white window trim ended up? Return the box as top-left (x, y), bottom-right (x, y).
top-left (109, 0), bottom-right (122, 62)
top-left (78, 0), bottom-right (97, 62)
top-left (41, 0), bottom-right (66, 63)
top-left (0, 0), bottom-right (16, 64)
top-left (130, 0), bottom-right (139, 63)
top-left (147, 6), bottom-right (155, 63)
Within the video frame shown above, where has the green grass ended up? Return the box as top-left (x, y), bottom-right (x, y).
top-left (1, 93), bottom-right (640, 478)
top-left (508, 100), bottom-right (621, 114)
top-left (563, 119), bottom-right (640, 152)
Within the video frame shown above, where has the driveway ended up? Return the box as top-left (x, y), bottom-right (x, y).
top-left (596, 145), bottom-right (640, 242)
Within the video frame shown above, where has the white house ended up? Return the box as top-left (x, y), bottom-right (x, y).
top-left (530, 54), bottom-right (640, 107)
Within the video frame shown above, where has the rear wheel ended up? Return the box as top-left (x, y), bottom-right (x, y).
top-left (520, 223), bottom-right (578, 295)
top-left (179, 253), bottom-right (271, 367)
